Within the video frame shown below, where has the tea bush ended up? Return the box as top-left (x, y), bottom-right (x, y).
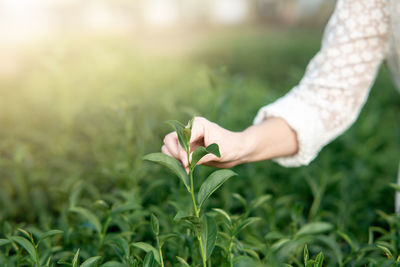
top-left (0, 28), bottom-right (400, 266)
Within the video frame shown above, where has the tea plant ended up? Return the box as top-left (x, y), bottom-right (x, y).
top-left (0, 228), bottom-right (63, 266)
top-left (143, 119), bottom-right (237, 267)
top-left (0, 28), bottom-right (399, 267)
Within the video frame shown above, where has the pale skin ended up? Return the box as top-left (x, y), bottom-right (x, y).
top-left (161, 116), bottom-right (299, 172)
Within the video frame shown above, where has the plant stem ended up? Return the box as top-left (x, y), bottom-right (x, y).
top-left (228, 236), bottom-right (234, 267)
top-left (187, 149), bottom-right (207, 267)
top-left (189, 171), bottom-right (199, 217)
top-left (34, 246), bottom-right (40, 267)
top-left (156, 236), bottom-right (165, 267)
top-left (198, 235), bottom-right (207, 267)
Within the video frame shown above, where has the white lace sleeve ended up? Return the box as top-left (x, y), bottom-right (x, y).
top-left (253, 0), bottom-right (390, 167)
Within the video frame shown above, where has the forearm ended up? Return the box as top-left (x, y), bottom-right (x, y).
top-left (237, 117), bottom-right (298, 163)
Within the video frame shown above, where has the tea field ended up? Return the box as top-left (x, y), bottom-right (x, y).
top-left (1, 27), bottom-right (400, 266)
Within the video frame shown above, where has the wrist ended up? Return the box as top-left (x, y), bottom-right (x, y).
top-left (233, 129), bottom-right (258, 164)
top-left (234, 117), bottom-right (299, 164)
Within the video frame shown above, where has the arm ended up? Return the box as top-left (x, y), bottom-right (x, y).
top-left (162, 0), bottom-right (389, 169)
top-left (162, 117), bottom-right (298, 170)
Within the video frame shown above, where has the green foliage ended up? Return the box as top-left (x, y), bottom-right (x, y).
top-left (0, 27), bottom-right (399, 267)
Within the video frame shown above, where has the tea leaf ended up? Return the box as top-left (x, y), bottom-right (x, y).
top-left (150, 214), bottom-right (159, 236)
top-left (187, 117), bottom-right (194, 130)
top-left (201, 215), bottom-right (217, 260)
top-left (198, 169), bottom-right (237, 209)
top-left (101, 261), bottom-right (129, 267)
top-left (69, 206), bottom-right (102, 235)
top-left (110, 202), bottom-right (140, 216)
top-left (314, 252), bottom-right (324, 267)
top-left (69, 181), bottom-right (84, 209)
top-left (190, 143), bottom-right (220, 169)
top-left (0, 239), bottom-right (10, 246)
top-left (113, 236), bottom-right (130, 258)
top-left (81, 256), bottom-right (102, 267)
top-left (132, 242), bottom-right (161, 264)
top-left (232, 193), bottom-right (248, 209)
top-left (249, 194), bottom-right (272, 211)
top-left (143, 153), bottom-right (190, 191)
top-left (243, 248), bottom-right (260, 260)
top-left (167, 120), bottom-right (188, 151)
top-left (159, 233), bottom-right (178, 247)
top-left (143, 252), bottom-right (157, 267)
top-left (183, 128), bottom-right (191, 144)
top-left (316, 235), bottom-right (343, 265)
top-left (296, 222), bottom-right (333, 237)
top-left (38, 230), bottom-right (63, 244)
top-left (377, 244), bottom-right (393, 259)
top-left (337, 231), bottom-right (359, 251)
top-left (57, 259), bottom-right (73, 266)
top-left (45, 255), bottom-right (52, 267)
top-left (304, 244), bottom-right (309, 264)
top-left (176, 256), bottom-right (190, 266)
top-left (233, 217), bottom-right (261, 236)
top-left (182, 216), bottom-right (203, 234)
top-left (212, 208), bottom-right (232, 226)
top-left (72, 249), bottom-right (80, 267)
top-left (18, 228), bottom-right (32, 240)
top-left (11, 236), bottom-right (37, 263)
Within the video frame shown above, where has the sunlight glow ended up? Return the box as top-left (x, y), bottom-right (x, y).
top-left (142, 0), bottom-right (180, 27)
top-left (210, 0), bottom-right (248, 24)
top-left (1, 0), bottom-right (51, 43)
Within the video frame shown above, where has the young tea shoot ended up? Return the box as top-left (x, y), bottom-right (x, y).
top-left (143, 118), bottom-right (237, 267)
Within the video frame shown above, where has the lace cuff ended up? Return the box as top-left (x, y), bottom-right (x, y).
top-left (253, 92), bottom-right (325, 167)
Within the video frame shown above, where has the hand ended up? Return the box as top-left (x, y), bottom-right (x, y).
top-left (161, 117), bottom-right (245, 171)
top-left (161, 116), bottom-right (298, 172)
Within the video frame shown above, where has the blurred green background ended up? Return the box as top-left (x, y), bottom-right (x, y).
top-left (1, 0), bottom-right (400, 266)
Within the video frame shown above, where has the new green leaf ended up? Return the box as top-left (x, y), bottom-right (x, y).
top-left (81, 256), bottom-right (102, 267)
top-left (233, 217), bottom-right (261, 236)
top-left (11, 236), bottom-right (37, 263)
top-left (190, 143), bottom-right (220, 170)
top-left (72, 249), bottom-right (80, 267)
top-left (132, 242), bottom-right (161, 264)
top-left (0, 239), bottom-right (10, 246)
top-left (176, 256), bottom-right (190, 266)
top-left (143, 252), bottom-right (157, 267)
top-left (197, 169), bottom-right (237, 209)
top-left (69, 206), bottom-right (102, 235)
top-left (150, 213), bottom-right (159, 236)
top-left (101, 262), bottom-right (129, 267)
top-left (166, 120), bottom-right (188, 151)
top-left (143, 153), bottom-right (190, 191)
top-left (38, 230), bottom-right (64, 244)
top-left (296, 222), bottom-right (333, 237)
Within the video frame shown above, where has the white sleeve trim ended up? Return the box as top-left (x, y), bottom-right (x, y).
top-left (253, 92), bottom-right (326, 167)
